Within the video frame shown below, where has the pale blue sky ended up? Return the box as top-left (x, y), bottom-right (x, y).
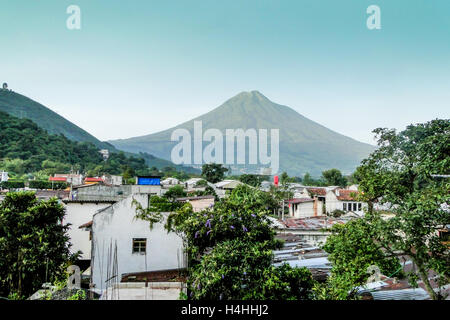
top-left (0, 0), bottom-right (449, 144)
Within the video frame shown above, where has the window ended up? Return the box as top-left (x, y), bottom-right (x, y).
top-left (358, 203), bottom-right (362, 211)
top-left (132, 238), bottom-right (147, 254)
top-left (343, 203), bottom-right (347, 211)
top-left (353, 203), bottom-right (357, 211)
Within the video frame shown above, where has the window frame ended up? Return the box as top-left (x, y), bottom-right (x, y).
top-left (132, 238), bottom-right (147, 254)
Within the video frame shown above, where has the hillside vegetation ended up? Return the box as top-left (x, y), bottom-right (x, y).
top-left (0, 111), bottom-right (191, 180)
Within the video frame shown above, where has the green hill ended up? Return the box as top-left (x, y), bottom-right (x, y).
top-left (110, 91), bottom-right (376, 176)
top-left (0, 88), bottom-right (199, 174)
top-left (0, 89), bottom-right (113, 150)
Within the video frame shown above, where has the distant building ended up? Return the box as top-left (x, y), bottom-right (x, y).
top-left (176, 195), bottom-right (215, 212)
top-left (99, 149), bottom-right (109, 160)
top-left (84, 177), bottom-right (104, 185)
top-left (184, 178), bottom-right (204, 191)
top-left (289, 198), bottom-right (324, 218)
top-left (161, 177), bottom-right (181, 186)
top-left (102, 174), bottom-right (123, 186)
top-left (70, 183), bottom-right (163, 202)
top-left (53, 173), bottom-right (83, 186)
top-left (287, 187), bottom-right (367, 218)
top-left (214, 180), bottom-right (243, 198)
top-left (0, 171), bottom-right (9, 182)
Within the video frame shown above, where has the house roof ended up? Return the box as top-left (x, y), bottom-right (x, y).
top-left (121, 268), bottom-right (187, 283)
top-left (49, 177), bottom-right (67, 182)
top-left (78, 221), bottom-right (93, 229)
top-left (289, 198), bottom-right (314, 204)
top-left (84, 177), bottom-right (104, 182)
top-left (283, 216), bottom-right (348, 230)
top-left (215, 180), bottom-right (242, 189)
top-left (63, 199), bottom-right (117, 204)
top-left (335, 189), bottom-right (360, 201)
top-left (176, 195), bottom-right (215, 201)
top-left (306, 187), bottom-right (327, 196)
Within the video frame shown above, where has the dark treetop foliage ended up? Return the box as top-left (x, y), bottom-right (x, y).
top-left (0, 191), bottom-right (76, 299)
top-left (201, 163), bottom-right (228, 183)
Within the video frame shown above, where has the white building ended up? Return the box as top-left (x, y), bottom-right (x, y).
top-left (287, 187), bottom-right (367, 218)
top-left (289, 198), bottom-right (324, 218)
top-left (63, 200), bottom-right (116, 261)
top-left (91, 194), bottom-right (185, 293)
top-left (325, 188), bottom-right (367, 216)
top-left (0, 171), bottom-right (8, 182)
top-left (102, 174), bottom-right (123, 186)
top-left (161, 177), bottom-right (181, 186)
top-left (214, 180), bottom-right (243, 198)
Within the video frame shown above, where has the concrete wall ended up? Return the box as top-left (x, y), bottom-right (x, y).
top-left (72, 184), bottom-right (162, 201)
top-left (187, 198), bottom-right (215, 212)
top-left (64, 202), bottom-right (112, 260)
top-left (91, 194), bottom-right (184, 292)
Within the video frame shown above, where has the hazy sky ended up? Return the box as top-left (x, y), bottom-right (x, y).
top-left (1, 0), bottom-right (449, 144)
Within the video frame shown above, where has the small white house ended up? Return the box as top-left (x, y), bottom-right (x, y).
top-left (325, 189), bottom-right (367, 216)
top-left (288, 198), bottom-right (324, 218)
top-left (91, 194), bottom-right (184, 293)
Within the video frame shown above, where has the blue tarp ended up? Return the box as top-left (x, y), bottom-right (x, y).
top-left (137, 177), bottom-right (160, 185)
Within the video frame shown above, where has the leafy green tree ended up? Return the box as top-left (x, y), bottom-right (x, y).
top-left (201, 163), bottom-right (228, 183)
top-left (0, 192), bottom-right (76, 299)
top-left (355, 119), bottom-right (450, 300)
top-left (279, 172), bottom-right (296, 185)
top-left (166, 184), bottom-right (315, 300)
top-left (321, 168), bottom-right (347, 187)
top-left (189, 239), bottom-right (315, 300)
top-left (163, 185), bottom-right (187, 201)
top-left (302, 172), bottom-right (324, 186)
top-left (315, 218), bottom-right (402, 300)
top-left (238, 174), bottom-right (267, 187)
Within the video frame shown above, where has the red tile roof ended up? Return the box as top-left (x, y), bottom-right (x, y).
top-left (306, 188), bottom-right (327, 196)
top-left (49, 176), bottom-right (67, 182)
top-left (336, 189), bottom-right (360, 201)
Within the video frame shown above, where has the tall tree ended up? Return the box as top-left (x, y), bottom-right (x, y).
top-left (0, 192), bottom-right (75, 299)
top-left (321, 168), bottom-right (347, 187)
top-left (201, 163), bottom-right (228, 183)
top-left (356, 119), bottom-right (450, 300)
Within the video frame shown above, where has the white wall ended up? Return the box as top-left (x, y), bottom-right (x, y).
top-left (64, 202), bottom-right (112, 260)
top-left (290, 200), bottom-right (324, 218)
top-left (91, 194), bottom-right (184, 292)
